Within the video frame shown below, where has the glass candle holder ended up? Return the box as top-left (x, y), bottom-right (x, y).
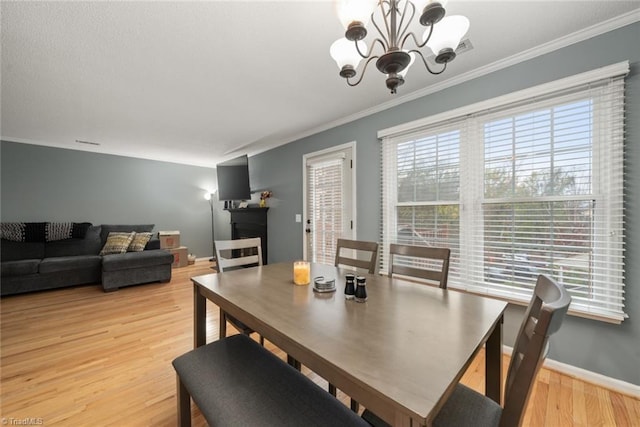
top-left (293, 261), bottom-right (311, 285)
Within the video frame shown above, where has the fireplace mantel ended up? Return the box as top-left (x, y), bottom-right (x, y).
top-left (228, 207), bottom-right (268, 264)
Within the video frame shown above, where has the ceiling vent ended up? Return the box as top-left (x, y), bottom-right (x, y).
top-left (454, 38), bottom-right (474, 55)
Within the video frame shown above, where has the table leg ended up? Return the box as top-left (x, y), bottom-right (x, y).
top-left (194, 284), bottom-right (206, 348)
top-left (485, 314), bottom-right (503, 404)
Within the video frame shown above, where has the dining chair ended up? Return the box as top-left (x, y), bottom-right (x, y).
top-left (331, 238), bottom-right (379, 410)
top-left (214, 237), bottom-right (264, 346)
top-left (362, 274), bottom-right (572, 427)
top-left (334, 238), bottom-right (379, 274)
top-left (389, 243), bottom-right (451, 289)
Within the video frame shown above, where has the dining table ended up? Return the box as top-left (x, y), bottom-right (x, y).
top-left (191, 261), bottom-right (508, 427)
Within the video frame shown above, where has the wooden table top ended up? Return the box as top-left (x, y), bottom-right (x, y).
top-left (192, 262), bottom-right (507, 426)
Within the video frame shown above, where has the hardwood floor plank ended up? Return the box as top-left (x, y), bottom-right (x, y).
top-left (586, 381), bottom-right (606, 426)
top-left (572, 380), bottom-right (589, 427)
top-left (546, 370), bottom-right (564, 426)
top-left (1, 261), bottom-right (638, 426)
top-left (611, 390), bottom-right (634, 427)
top-left (598, 385), bottom-right (620, 426)
top-left (622, 394), bottom-right (640, 426)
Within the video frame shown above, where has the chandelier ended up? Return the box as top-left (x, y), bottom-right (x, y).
top-left (330, 0), bottom-right (469, 94)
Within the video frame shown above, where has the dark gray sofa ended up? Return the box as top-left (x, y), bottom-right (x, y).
top-left (98, 224), bottom-right (173, 292)
top-left (1, 223), bottom-right (173, 296)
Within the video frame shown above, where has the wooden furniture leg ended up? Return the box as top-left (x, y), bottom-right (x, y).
top-left (194, 284), bottom-right (206, 348)
top-left (485, 314), bottom-right (503, 404)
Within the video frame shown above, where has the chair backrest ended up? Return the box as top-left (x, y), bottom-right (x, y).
top-left (334, 238), bottom-right (379, 274)
top-left (215, 238), bottom-right (263, 272)
top-left (388, 244), bottom-right (450, 289)
top-left (500, 274), bottom-right (571, 427)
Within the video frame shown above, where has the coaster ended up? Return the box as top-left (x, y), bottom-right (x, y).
top-left (313, 276), bottom-right (336, 293)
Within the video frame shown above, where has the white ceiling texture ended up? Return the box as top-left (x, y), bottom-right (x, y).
top-left (2, 1), bottom-right (639, 168)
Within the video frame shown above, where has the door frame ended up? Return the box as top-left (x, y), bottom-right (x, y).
top-left (302, 141), bottom-right (357, 261)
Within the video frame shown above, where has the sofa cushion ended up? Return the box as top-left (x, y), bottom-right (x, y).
top-left (100, 224), bottom-right (154, 246)
top-left (145, 238), bottom-right (160, 250)
top-left (0, 240), bottom-right (45, 262)
top-left (128, 232), bottom-right (153, 252)
top-left (100, 232), bottom-right (135, 255)
top-left (45, 225), bottom-right (102, 258)
top-left (1, 259), bottom-right (41, 277)
top-left (39, 255), bottom-right (102, 274)
top-left (102, 249), bottom-right (174, 272)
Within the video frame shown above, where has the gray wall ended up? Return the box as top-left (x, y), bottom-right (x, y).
top-left (251, 22), bottom-right (640, 386)
top-left (0, 141), bottom-right (230, 259)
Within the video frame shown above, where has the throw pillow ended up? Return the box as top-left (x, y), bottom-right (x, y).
top-left (100, 232), bottom-right (135, 255)
top-left (127, 232), bottom-right (152, 252)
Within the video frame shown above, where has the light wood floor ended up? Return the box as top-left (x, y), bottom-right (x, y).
top-left (1, 261), bottom-right (638, 426)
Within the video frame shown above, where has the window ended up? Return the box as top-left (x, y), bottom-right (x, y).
top-left (381, 62), bottom-right (627, 322)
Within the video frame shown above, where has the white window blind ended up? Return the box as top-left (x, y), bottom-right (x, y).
top-left (307, 156), bottom-right (345, 265)
top-left (381, 63), bottom-right (627, 323)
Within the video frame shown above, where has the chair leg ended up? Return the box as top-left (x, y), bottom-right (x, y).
top-left (259, 334), bottom-right (265, 346)
top-left (287, 355), bottom-right (301, 371)
top-left (176, 375), bottom-right (191, 427)
top-left (350, 398), bottom-right (360, 413)
top-left (329, 383), bottom-right (337, 397)
top-left (218, 308), bottom-right (227, 339)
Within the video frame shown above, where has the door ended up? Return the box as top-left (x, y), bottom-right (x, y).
top-left (303, 143), bottom-right (355, 264)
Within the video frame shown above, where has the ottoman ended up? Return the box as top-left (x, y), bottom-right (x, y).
top-left (101, 249), bottom-right (173, 292)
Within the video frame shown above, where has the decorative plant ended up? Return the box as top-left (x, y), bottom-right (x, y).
top-left (259, 191), bottom-right (272, 207)
top-left (260, 191), bottom-right (273, 200)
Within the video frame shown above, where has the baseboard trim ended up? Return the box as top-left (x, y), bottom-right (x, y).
top-left (503, 345), bottom-right (640, 397)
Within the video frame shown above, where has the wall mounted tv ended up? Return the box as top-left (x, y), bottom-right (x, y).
top-left (216, 155), bottom-right (251, 201)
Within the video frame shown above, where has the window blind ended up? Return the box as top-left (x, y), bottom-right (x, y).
top-left (381, 63), bottom-right (627, 322)
top-left (307, 156), bottom-right (345, 265)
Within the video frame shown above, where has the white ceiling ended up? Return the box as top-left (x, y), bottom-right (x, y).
top-left (2, 1), bottom-right (639, 168)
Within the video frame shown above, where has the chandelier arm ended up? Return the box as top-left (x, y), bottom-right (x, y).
top-left (402, 24), bottom-right (434, 50)
top-left (395, 0), bottom-right (416, 49)
top-left (411, 49), bottom-right (448, 75)
top-left (371, 5), bottom-right (391, 48)
top-left (346, 55), bottom-right (381, 87)
top-left (355, 37), bottom-right (387, 60)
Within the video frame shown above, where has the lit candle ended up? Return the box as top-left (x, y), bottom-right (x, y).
top-left (293, 261), bottom-right (310, 285)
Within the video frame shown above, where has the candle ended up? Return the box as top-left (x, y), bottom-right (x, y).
top-left (293, 261), bottom-right (310, 285)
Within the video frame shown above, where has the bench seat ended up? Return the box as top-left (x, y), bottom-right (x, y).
top-left (172, 334), bottom-right (369, 427)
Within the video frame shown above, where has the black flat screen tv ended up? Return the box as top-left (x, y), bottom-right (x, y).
top-left (216, 155), bottom-right (251, 201)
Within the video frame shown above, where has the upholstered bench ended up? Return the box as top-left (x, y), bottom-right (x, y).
top-left (172, 334), bottom-right (369, 427)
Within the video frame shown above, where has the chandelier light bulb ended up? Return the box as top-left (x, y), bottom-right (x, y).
top-left (336, 0), bottom-right (378, 30)
top-left (425, 15), bottom-right (469, 62)
top-left (427, 0), bottom-right (449, 6)
top-left (330, 38), bottom-right (367, 71)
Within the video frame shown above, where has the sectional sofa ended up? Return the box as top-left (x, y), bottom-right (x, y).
top-left (0, 223), bottom-right (173, 296)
